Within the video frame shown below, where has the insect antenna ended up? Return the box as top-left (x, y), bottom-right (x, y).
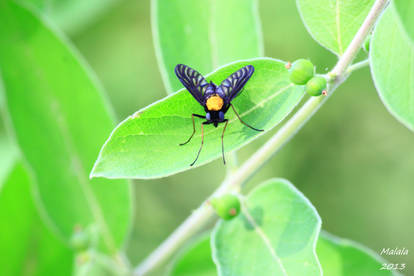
top-left (230, 104), bottom-right (263, 132)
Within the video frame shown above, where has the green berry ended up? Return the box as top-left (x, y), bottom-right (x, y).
top-left (211, 194), bottom-right (241, 220)
top-left (305, 76), bottom-right (327, 96)
top-left (289, 59), bottom-right (314, 85)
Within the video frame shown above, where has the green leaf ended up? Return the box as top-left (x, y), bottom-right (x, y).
top-left (317, 232), bottom-right (398, 276)
top-left (394, 0), bottom-right (414, 43)
top-left (370, 6), bottom-right (414, 131)
top-left (170, 230), bottom-right (396, 276)
top-left (25, 0), bottom-right (120, 34)
top-left (296, 0), bottom-right (375, 56)
top-left (212, 179), bottom-right (321, 276)
top-left (0, 162), bottom-right (74, 276)
top-left (169, 233), bottom-right (216, 276)
top-left (153, 0), bottom-right (263, 93)
top-left (0, 2), bottom-right (132, 253)
top-left (0, 134), bottom-right (17, 183)
top-left (91, 58), bottom-right (304, 179)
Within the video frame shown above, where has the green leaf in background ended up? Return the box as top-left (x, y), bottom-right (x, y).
top-left (169, 233), bottom-right (216, 276)
top-left (75, 250), bottom-right (128, 276)
top-left (212, 179), bottom-right (321, 276)
top-left (0, 134), bottom-right (17, 183)
top-left (393, 0), bottom-right (414, 43)
top-left (370, 6), bottom-right (414, 132)
top-left (170, 231), bottom-right (396, 276)
top-left (91, 58), bottom-right (304, 179)
top-left (296, 0), bottom-right (375, 56)
top-left (317, 232), bottom-right (397, 276)
top-left (0, 162), bottom-right (73, 276)
top-left (0, 1), bottom-right (132, 253)
top-left (25, 0), bottom-right (120, 34)
top-left (153, 0), bottom-right (263, 93)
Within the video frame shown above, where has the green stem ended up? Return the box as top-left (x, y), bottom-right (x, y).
top-left (347, 59), bottom-right (370, 74)
top-left (133, 0), bottom-right (389, 275)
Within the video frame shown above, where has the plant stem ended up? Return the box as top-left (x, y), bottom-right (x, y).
top-left (133, 1), bottom-right (388, 275)
top-left (347, 59), bottom-right (370, 73)
top-left (330, 0), bottom-right (387, 79)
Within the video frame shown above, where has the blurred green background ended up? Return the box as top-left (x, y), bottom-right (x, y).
top-left (1, 0), bottom-right (413, 274)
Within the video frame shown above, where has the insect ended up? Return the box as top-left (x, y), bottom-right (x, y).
top-left (175, 64), bottom-right (263, 166)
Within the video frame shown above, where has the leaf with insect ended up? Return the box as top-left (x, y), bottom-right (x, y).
top-left (91, 58), bottom-right (304, 179)
top-left (175, 64), bottom-right (262, 166)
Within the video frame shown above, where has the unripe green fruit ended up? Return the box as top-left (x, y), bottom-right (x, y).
top-left (306, 76), bottom-right (327, 96)
top-left (211, 194), bottom-right (241, 220)
top-left (289, 59), bottom-right (314, 85)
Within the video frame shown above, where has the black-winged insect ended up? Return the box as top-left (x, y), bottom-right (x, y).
top-left (175, 64), bottom-right (263, 166)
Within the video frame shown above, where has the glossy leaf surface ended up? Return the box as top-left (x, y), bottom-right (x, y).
top-left (91, 59), bottom-right (304, 179)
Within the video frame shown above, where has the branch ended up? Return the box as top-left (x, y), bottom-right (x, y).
top-left (330, 0), bottom-right (388, 79)
top-left (347, 59), bottom-right (370, 73)
top-left (133, 0), bottom-right (389, 274)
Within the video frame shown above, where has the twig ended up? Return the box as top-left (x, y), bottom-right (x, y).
top-left (133, 0), bottom-right (389, 274)
top-left (347, 59), bottom-right (370, 74)
top-left (330, 0), bottom-right (387, 79)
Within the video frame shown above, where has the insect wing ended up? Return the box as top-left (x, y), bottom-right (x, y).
top-left (175, 64), bottom-right (208, 104)
top-left (219, 65), bottom-right (254, 102)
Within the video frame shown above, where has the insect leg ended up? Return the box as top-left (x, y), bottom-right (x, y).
top-left (221, 119), bottom-right (229, 165)
top-left (190, 122), bottom-right (206, 166)
top-left (230, 104), bottom-right (264, 132)
top-left (180, 113), bottom-right (205, 146)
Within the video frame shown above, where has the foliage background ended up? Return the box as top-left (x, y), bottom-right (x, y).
top-left (1, 0), bottom-right (413, 274)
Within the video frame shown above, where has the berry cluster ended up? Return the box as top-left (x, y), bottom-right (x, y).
top-left (287, 59), bottom-right (327, 96)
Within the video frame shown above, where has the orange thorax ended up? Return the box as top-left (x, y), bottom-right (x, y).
top-left (206, 95), bottom-right (224, 111)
